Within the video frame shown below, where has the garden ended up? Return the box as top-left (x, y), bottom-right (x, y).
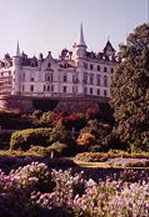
top-left (0, 23), bottom-right (148, 216)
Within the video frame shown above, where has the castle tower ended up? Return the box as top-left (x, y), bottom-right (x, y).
top-left (72, 23), bottom-right (87, 60)
top-left (11, 41), bottom-right (21, 95)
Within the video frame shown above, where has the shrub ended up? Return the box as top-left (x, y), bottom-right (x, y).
top-left (50, 122), bottom-right (74, 145)
top-left (62, 113), bottom-right (87, 131)
top-left (0, 131), bottom-right (12, 150)
top-left (10, 128), bottom-right (52, 151)
top-left (77, 133), bottom-right (96, 146)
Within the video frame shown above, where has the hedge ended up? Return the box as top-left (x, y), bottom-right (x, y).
top-left (10, 128), bottom-right (52, 151)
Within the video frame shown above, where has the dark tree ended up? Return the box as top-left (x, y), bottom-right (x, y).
top-left (110, 23), bottom-right (149, 152)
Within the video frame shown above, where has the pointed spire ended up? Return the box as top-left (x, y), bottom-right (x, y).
top-left (77, 23), bottom-right (87, 47)
top-left (16, 41), bottom-right (20, 56)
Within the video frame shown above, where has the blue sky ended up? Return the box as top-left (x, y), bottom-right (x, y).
top-left (0, 0), bottom-right (148, 58)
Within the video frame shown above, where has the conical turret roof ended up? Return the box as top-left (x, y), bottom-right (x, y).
top-left (77, 23), bottom-right (87, 47)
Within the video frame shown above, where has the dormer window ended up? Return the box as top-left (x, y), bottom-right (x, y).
top-left (31, 62), bottom-right (35, 67)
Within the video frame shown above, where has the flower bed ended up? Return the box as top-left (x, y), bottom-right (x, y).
top-left (0, 160), bottom-right (148, 217)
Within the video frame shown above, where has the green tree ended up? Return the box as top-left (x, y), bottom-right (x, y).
top-left (111, 23), bottom-right (149, 152)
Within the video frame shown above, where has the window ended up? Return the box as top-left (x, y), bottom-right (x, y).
top-left (96, 75), bottom-right (101, 86)
top-left (30, 85), bottom-right (34, 92)
top-left (97, 89), bottom-right (100, 96)
top-left (104, 66), bottom-right (107, 72)
top-left (97, 65), bottom-right (100, 71)
top-left (90, 88), bottom-right (93, 94)
top-left (48, 63), bottom-right (51, 67)
top-left (104, 89), bottom-right (107, 97)
top-left (89, 74), bottom-right (94, 85)
top-left (72, 75), bottom-right (78, 83)
top-left (30, 77), bottom-right (34, 82)
top-left (51, 85), bottom-right (54, 92)
top-left (111, 68), bottom-right (114, 73)
top-left (22, 85), bottom-right (24, 92)
top-left (63, 75), bottom-right (67, 82)
top-left (22, 73), bottom-right (25, 81)
top-left (72, 86), bottom-right (78, 94)
top-left (103, 76), bottom-right (108, 87)
top-left (83, 73), bottom-right (88, 84)
top-left (43, 85), bottom-right (46, 91)
top-left (47, 85), bottom-right (50, 91)
top-left (84, 87), bottom-right (87, 94)
top-left (63, 86), bottom-right (67, 93)
top-left (84, 62), bottom-right (88, 69)
top-left (90, 64), bottom-right (93, 70)
top-left (45, 73), bottom-right (53, 82)
top-left (30, 72), bottom-right (35, 82)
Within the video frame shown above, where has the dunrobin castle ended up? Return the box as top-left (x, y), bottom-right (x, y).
top-left (0, 25), bottom-right (117, 112)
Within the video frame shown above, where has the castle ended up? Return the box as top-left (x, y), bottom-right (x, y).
top-left (0, 24), bottom-right (117, 112)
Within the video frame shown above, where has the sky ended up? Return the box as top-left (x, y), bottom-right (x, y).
top-left (0, 0), bottom-right (148, 58)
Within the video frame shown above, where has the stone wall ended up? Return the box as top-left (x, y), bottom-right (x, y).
top-left (0, 95), bottom-right (109, 113)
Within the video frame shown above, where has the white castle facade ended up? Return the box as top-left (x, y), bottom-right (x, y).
top-left (0, 25), bottom-right (117, 112)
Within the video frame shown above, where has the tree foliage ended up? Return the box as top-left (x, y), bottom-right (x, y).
top-left (111, 23), bottom-right (149, 151)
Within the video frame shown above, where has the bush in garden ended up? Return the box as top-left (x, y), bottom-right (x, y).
top-left (62, 113), bottom-right (87, 131)
top-left (77, 133), bottom-right (96, 152)
top-left (85, 108), bottom-right (101, 120)
top-left (79, 120), bottom-right (112, 151)
top-left (10, 162), bottom-right (54, 193)
top-left (10, 128), bottom-right (52, 151)
top-left (0, 131), bottom-right (12, 150)
top-left (50, 142), bottom-right (71, 157)
top-left (50, 121), bottom-right (75, 145)
top-left (28, 145), bottom-right (53, 157)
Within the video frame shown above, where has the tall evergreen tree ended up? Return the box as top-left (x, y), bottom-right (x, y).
top-left (111, 23), bottom-right (149, 152)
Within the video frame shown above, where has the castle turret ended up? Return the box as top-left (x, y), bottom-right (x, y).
top-left (12, 41), bottom-right (21, 95)
top-left (72, 24), bottom-right (87, 60)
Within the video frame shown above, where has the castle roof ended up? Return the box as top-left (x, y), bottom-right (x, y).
top-left (76, 23), bottom-right (87, 47)
top-left (103, 40), bottom-right (116, 53)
